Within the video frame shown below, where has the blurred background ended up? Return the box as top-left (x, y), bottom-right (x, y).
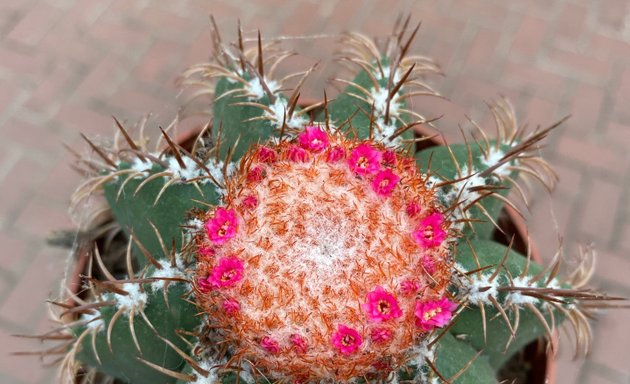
top-left (0, 0), bottom-right (629, 383)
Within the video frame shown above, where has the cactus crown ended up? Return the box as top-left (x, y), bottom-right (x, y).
top-left (27, 16), bottom-right (622, 384)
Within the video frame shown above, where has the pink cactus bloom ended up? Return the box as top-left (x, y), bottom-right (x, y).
top-left (405, 201), bottom-right (421, 217)
top-left (382, 150), bottom-right (397, 165)
top-left (421, 255), bottom-right (436, 274)
top-left (400, 279), bottom-right (421, 296)
top-left (241, 195), bottom-right (258, 210)
top-left (198, 246), bottom-right (215, 259)
top-left (287, 145), bottom-right (309, 162)
top-left (413, 212), bottom-right (447, 248)
top-left (326, 146), bottom-right (345, 163)
top-left (332, 325), bottom-right (362, 355)
top-left (370, 327), bottom-right (392, 344)
top-left (290, 334), bottom-right (308, 354)
top-left (247, 166), bottom-right (265, 182)
top-left (362, 286), bottom-right (403, 322)
top-left (261, 336), bottom-right (280, 354)
top-left (371, 169), bottom-right (400, 197)
top-left (206, 208), bottom-right (239, 245)
top-left (258, 146), bottom-right (277, 163)
top-left (348, 144), bottom-right (382, 175)
top-left (414, 298), bottom-right (457, 331)
top-left (298, 126), bottom-right (329, 152)
top-left (197, 276), bottom-right (213, 293)
top-left (209, 256), bottom-right (244, 288)
top-left (222, 297), bottom-right (240, 314)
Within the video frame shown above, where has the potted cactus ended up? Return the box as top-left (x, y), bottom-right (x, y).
top-left (31, 18), bottom-right (619, 384)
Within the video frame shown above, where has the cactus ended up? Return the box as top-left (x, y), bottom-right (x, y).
top-left (29, 18), bottom-right (623, 384)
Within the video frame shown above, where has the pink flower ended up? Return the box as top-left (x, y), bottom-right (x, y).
top-left (247, 166), bottom-right (265, 182)
top-left (362, 286), bottom-right (403, 322)
top-left (206, 208), bottom-right (238, 245)
top-left (415, 298), bottom-right (457, 331)
top-left (371, 169), bottom-right (400, 197)
top-left (298, 126), bottom-right (329, 152)
top-left (261, 336), bottom-right (280, 354)
top-left (197, 276), bottom-right (213, 293)
top-left (327, 146), bottom-right (345, 162)
top-left (290, 334), bottom-right (308, 354)
top-left (421, 255), bottom-right (436, 275)
top-left (198, 246), bottom-right (215, 259)
top-left (400, 279), bottom-right (421, 296)
top-left (287, 145), bottom-right (309, 162)
top-left (413, 212), bottom-right (446, 248)
top-left (370, 327), bottom-right (392, 344)
top-left (258, 146), bottom-right (277, 163)
top-left (405, 201), bottom-right (421, 217)
top-left (209, 256), bottom-right (244, 288)
top-left (241, 195), bottom-right (258, 210)
top-left (383, 150), bottom-right (397, 165)
top-left (222, 297), bottom-right (240, 314)
top-left (331, 325), bottom-right (362, 355)
top-left (348, 144), bottom-right (382, 175)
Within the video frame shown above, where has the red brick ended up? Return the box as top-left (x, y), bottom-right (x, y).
top-left (465, 27), bottom-right (500, 73)
top-left (0, 246), bottom-right (67, 328)
top-left (88, 18), bottom-right (151, 55)
top-left (503, 61), bottom-right (568, 99)
top-left (555, 3), bottom-right (587, 40)
top-left (133, 40), bottom-right (183, 85)
top-left (108, 87), bottom-right (175, 122)
top-left (589, 34), bottom-right (630, 62)
top-left (448, 0), bottom-right (509, 28)
top-left (566, 83), bottom-right (605, 134)
top-left (0, 46), bottom-right (46, 78)
top-left (548, 48), bottom-right (611, 82)
top-left (590, 275), bottom-right (630, 375)
top-left (7, 3), bottom-right (61, 46)
top-left (604, 122), bottom-right (630, 152)
top-left (0, 156), bottom-right (50, 224)
top-left (0, 327), bottom-right (50, 384)
top-left (596, 0), bottom-right (628, 32)
top-left (54, 103), bottom-right (114, 137)
top-left (74, 52), bottom-right (133, 99)
top-left (578, 178), bottom-right (622, 243)
top-left (620, 223), bottom-right (630, 254)
top-left (24, 63), bottom-right (81, 115)
top-left (510, 15), bottom-right (547, 60)
top-left (2, 118), bottom-right (66, 157)
top-left (0, 231), bottom-right (28, 279)
top-left (556, 134), bottom-right (628, 175)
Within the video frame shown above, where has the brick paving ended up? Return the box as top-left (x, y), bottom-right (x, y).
top-left (1, 1), bottom-right (629, 383)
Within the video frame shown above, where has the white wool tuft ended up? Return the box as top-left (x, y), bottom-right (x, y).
top-left (463, 273), bottom-right (499, 305)
top-left (190, 358), bottom-right (225, 384)
top-left (148, 257), bottom-right (188, 291)
top-left (114, 283), bottom-right (148, 313)
top-left (246, 77), bottom-right (280, 100)
top-left (370, 87), bottom-right (401, 118)
top-left (80, 311), bottom-right (104, 331)
top-left (130, 157), bottom-right (153, 174)
top-left (480, 147), bottom-right (512, 178)
top-left (373, 117), bottom-right (403, 148)
top-left (379, 66), bottom-right (402, 83)
top-left (265, 98), bottom-right (307, 128)
top-left (506, 276), bottom-right (540, 306)
top-left (167, 156), bottom-right (203, 181)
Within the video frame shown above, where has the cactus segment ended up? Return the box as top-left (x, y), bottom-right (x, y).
top-left (432, 332), bottom-right (495, 383)
top-left (75, 280), bottom-right (199, 384)
top-left (103, 163), bottom-right (221, 267)
top-left (449, 240), bottom-right (567, 368)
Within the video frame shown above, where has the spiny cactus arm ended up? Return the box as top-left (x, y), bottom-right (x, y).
top-left (327, 21), bottom-right (442, 149)
top-left (102, 162), bottom-right (220, 268)
top-left (415, 101), bottom-right (559, 238)
top-left (69, 261), bottom-right (200, 384)
top-left (181, 22), bottom-right (314, 160)
top-left (449, 239), bottom-right (610, 369)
